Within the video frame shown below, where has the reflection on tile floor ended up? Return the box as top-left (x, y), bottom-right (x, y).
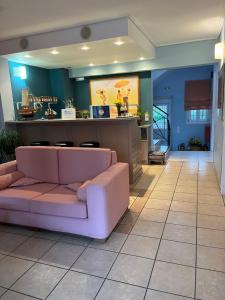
top-left (0, 151), bottom-right (225, 299)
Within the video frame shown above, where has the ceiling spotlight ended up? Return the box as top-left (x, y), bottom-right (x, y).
top-left (24, 54), bottom-right (31, 58)
top-left (114, 40), bottom-right (124, 46)
top-left (81, 45), bottom-right (90, 51)
top-left (50, 49), bottom-right (59, 55)
top-left (113, 60), bottom-right (119, 64)
top-left (89, 63), bottom-right (94, 67)
top-left (139, 57), bottom-right (144, 61)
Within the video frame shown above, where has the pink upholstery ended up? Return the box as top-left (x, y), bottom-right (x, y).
top-left (111, 151), bottom-right (117, 165)
top-left (58, 147), bottom-right (112, 184)
top-left (0, 146), bottom-right (129, 239)
top-left (30, 185), bottom-right (87, 219)
top-left (0, 183), bottom-right (57, 212)
top-left (77, 180), bottom-right (92, 201)
top-left (66, 182), bottom-right (82, 192)
top-left (0, 171), bottom-right (24, 190)
top-left (16, 147), bottom-right (59, 183)
top-left (10, 177), bottom-right (43, 187)
top-left (0, 160), bottom-right (17, 176)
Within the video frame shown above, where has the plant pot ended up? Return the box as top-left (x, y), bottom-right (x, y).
top-left (189, 145), bottom-right (202, 151)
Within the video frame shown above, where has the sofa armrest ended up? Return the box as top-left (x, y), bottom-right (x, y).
top-left (0, 160), bottom-right (17, 176)
top-left (86, 162), bottom-right (129, 238)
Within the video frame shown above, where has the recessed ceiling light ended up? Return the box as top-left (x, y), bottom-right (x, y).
top-left (50, 49), bottom-right (59, 55)
top-left (114, 40), bottom-right (124, 46)
top-left (139, 57), bottom-right (144, 61)
top-left (113, 60), bottom-right (119, 64)
top-left (89, 63), bottom-right (94, 67)
top-left (81, 45), bottom-right (90, 51)
top-left (24, 54), bottom-right (31, 58)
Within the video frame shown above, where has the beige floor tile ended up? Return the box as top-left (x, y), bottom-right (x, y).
top-left (149, 191), bottom-right (173, 200)
top-left (198, 181), bottom-right (219, 188)
top-left (157, 240), bottom-right (196, 266)
top-left (198, 214), bottom-right (225, 230)
top-left (198, 204), bottom-right (225, 217)
top-left (198, 194), bottom-right (224, 205)
top-left (145, 290), bottom-right (191, 300)
top-left (154, 185), bottom-right (176, 192)
top-left (170, 201), bottom-right (197, 213)
top-left (121, 234), bottom-right (160, 259)
top-left (197, 245), bottom-right (225, 272)
top-left (198, 187), bottom-right (221, 196)
top-left (197, 228), bottom-right (225, 248)
top-left (139, 208), bottom-right (168, 223)
top-left (180, 169), bottom-right (198, 175)
top-left (157, 179), bottom-right (178, 185)
top-left (167, 211), bottom-right (196, 227)
top-left (120, 211), bottom-right (139, 225)
top-left (177, 181), bottom-right (197, 188)
top-left (131, 220), bottom-right (164, 238)
top-left (163, 223), bottom-right (196, 244)
top-left (149, 261), bottom-right (195, 298)
top-left (173, 192), bottom-right (197, 203)
top-left (108, 253), bottom-right (153, 287)
top-left (179, 175), bottom-right (197, 181)
top-left (198, 176), bottom-right (218, 182)
top-left (175, 186), bottom-right (197, 194)
top-left (145, 199), bottom-right (171, 211)
top-left (196, 268), bottom-right (225, 300)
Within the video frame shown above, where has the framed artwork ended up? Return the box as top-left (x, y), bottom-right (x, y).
top-left (218, 64), bottom-right (225, 120)
top-left (90, 76), bottom-right (140, 108)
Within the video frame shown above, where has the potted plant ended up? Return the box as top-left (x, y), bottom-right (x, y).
top-left (80, 110), bottom-right (90, 119)
top-left (0, 130), bottom-right (22, 163)
top-left (136, 106), bottom-right (145, 126)
top-left (188, 137), bottom-right (202, 151)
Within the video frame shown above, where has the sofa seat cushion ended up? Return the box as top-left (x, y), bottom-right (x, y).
top-left (0, 183), bottom-right (57, 212)
top-left (30, 185), bottom-right (87, 219)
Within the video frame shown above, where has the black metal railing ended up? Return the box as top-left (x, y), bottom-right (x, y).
top-left (153, 104), bottom-right (171, 148)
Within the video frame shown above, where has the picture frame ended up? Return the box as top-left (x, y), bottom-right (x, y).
top-left (89, 76), bottom-right (140, 109)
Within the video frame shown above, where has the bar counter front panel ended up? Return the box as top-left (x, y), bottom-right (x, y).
top-left (6, 118), bottom-right (142, 183)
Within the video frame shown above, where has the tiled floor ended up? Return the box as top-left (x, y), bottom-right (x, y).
top-left (0, 151), bottom-right (225, 299)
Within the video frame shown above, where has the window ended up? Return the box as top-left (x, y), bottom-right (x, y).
top-left (187, 109), bottom-right (210, 124)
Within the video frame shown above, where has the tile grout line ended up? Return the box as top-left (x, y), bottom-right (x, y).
top-left (143, 161), bottom-right (184, 299)
top-left (194, 160), bottom-right (199, 300)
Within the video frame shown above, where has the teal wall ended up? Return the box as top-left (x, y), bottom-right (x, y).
top-left (73, 71), bottom-right (152, 118)
top-left (9, 62), bottom-right (73, 118)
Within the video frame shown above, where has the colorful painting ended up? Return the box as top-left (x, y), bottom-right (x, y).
top-left (90, 76), bottom-right (139, 108)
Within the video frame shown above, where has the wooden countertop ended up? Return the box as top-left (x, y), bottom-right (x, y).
top-left (6, 117), bottom-right (138, 125)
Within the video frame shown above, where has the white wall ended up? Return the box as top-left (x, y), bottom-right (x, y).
top-left (0, 57), bottom-right (15, 130)
top-left (213, 18), bottom-right (225, 194)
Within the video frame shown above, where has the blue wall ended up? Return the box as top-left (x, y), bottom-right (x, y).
top-left (153, 65), bottom-right (213, 150)
top-left (73, 71), bottom-right (152, 117)
top-left (9, 62), bottom-right (73, 118)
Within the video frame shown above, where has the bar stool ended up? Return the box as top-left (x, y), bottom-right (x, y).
top-left (30, 141), bottom-right (50, 146)
top-left (79, 141), bottom-right (100, 148)
top-left (54, 141), bottom-right (74, 147)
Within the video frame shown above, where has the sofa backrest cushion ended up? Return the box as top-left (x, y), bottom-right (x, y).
top-left (58, 147), bottom-right (112, 184)
top-left (16, 146), bottom-right (59, 183)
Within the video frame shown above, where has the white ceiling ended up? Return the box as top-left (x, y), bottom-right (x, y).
top-left (0, 0), bottom-right (224, 46)
top-left (4, 37), bottom-right (151, 69)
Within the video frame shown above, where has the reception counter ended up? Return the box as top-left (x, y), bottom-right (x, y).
top-left (5, 117), bottom-right (142, 183)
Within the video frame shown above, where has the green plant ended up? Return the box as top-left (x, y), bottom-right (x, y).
top-left (80, 110), bottom-right (90, 119)
top-left (188, 137), bottom-right (202, 146)
top-left (0, 130), bottom-right (22, 164)
top-left (136, 106), bottom-right (145, 118)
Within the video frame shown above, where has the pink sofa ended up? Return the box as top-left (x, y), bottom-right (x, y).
top-left (0, 146), bottom-right (129, 239)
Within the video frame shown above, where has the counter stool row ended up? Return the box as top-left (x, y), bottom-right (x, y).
top-left (30, 141), bottom-right (100, 148)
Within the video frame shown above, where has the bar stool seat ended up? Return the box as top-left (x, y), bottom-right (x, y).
top-left (30, 141), bottom-right (50, 146)
top-left (79, 141), bottom-right (100, 148)
top-left (54, 141), bottom-right (74, 147)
